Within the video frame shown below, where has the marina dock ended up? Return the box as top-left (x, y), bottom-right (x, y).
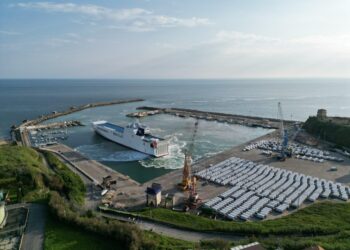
top-left (26, 120), bottom-right (83, 130)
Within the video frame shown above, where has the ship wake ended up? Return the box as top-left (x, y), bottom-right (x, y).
top-left (75, 143), bottom-right (149, 162)
top-left (139, 135), bottom-right (186, 169)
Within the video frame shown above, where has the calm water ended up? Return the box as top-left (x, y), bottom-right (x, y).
top-left (1, 79), bottom-right (349, 182)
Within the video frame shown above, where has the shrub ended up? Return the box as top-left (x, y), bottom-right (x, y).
top-left (200, 239), bottom-right (231, 250)
top-left (48, 191), bottom-right (143, 250)
top-left (0, 145), bottom-right (50, 201)
top-left (43, 151), bottom-right (85, 204)
top-left (303, 117), bottom-right (350, 148)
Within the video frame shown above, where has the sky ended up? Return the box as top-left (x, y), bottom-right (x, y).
top-left (1, 0), bottom-right (350, 78)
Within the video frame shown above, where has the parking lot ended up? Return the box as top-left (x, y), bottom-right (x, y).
top-left (197, 157), bottom-right (350, 221)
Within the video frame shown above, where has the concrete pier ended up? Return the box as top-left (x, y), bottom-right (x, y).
top-left (42, 143), bottom-right (146, 209)
top-left (129, 106), bottom-right (299, 129)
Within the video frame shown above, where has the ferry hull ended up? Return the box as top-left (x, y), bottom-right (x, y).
top-left (92, 121), bottom-right (169, 157)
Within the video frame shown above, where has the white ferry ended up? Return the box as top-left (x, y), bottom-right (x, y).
top-left (92, 121), bottom-right (169, 157)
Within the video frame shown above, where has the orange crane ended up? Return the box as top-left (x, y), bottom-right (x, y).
top-left (181, 120), bottom-right (202, 210)
top-left (181, 120), bottom-right (199, 191)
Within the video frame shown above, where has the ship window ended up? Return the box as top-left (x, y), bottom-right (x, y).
top-left (136, 128), bottom-right (145, 136)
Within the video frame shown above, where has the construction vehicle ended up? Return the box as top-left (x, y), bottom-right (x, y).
top-left (102, 175), bottom-right (117, 189)
top-left (277, 102), bottom-right (292, 161)
top-left (185, 175), bottom-right (202, 210)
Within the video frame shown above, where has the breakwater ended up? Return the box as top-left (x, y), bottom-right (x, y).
top-left (129, 106), bottom-right (298, 129)
top-left (26, 120), bottom-right (83, 130)
top-left (18, 98), bottom-right (144, 128)
top-left (12, 98), bottom-right (144, 146)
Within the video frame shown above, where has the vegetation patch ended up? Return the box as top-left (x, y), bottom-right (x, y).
top-left (0, 145), bottom-right (196, 250)
top-left (49, 191), bottom-right (143, 249)
top-left (303, 116), bottom-right (350, 148)
top-left (142, 231), bottom-right (197, 249)
top-left (0, 145), bottom-right (50, 202)
top-left (45, 213), bottom-right (118, 250)
top-left (136, 201), bottom-right (349, 236)
top-left (259, 231), bottom-right (350, 250)
top-left (132, 203), bottom-right (350, 249)
top-left (49, 191), bottom-right (196, 250)
top-left (42, 151), bottom-right (85, 204)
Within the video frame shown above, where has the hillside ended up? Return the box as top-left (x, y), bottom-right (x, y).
top-left (303, 116), bottom-right (350, 149)
top-left (0, 144), bottom-right (50, 202)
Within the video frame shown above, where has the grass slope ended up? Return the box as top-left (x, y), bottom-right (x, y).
top-left (45, 213), bottom-right (202, 250)
top-left (134, 203), bottom-right (350, 249)
top-left (43, 151), bottom-right (85, 204)
top-left (0, 146), bottom-right (195, 250)
top-left (137, 202), bottom-right (350, 235)
top-left (143, 231), bottom-right (197, 249)
top-left (45, 214), bottom-right (118, 250)
top-left (304, 116), bottom-right (350, 148)
top-left (0, 144), bottom-right (50, 202)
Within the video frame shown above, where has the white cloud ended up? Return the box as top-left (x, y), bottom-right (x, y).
top-left (118, 30), bottom-right (350, 78)
top-left (150, 16), bottom-right (211, 28)
top-left (0, 30), bottom-right (21, 36)
top-left (290, 35), bottom-right (350, 51)
top-left (46, 37), bottom-right (78, 47)
top-left (15, 2), bottom-right (211, 31)
top-left (66, 32), bottom-right (80, 38)
top-left (214, 30), bottom-right (280, 43)
top-left (44, 31), bottom-right (97, 47)
top-left (213, 30), bottom-right (350, 57)
top-left (155, 42), bottom-right (178, 49)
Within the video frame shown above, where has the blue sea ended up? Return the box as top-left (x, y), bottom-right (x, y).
top-left (1, 79), bottom-right (349, 182)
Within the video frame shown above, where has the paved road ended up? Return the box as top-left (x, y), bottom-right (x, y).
top-left (21, 204), bottom-right (47, 250)
top-left (100, 212), bottom-right (243, 242)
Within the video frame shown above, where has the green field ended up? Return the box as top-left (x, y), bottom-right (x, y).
top-left (0, 145), bottom-right (86, 204)
top-left (45, 213), bottom-right (224, 250)
top-left (142, 231), bottom-right (198, 249)
top-left (137, 202), bottom-right (350, 235)
top-left (132, 202), bottom-right (350, 249)
top-left (45, 214), bottom-right (119, 250)
top-left (0, 144), bottom-right (50, 202)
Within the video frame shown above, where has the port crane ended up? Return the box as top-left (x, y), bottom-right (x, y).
top-left (277, 102), bottom-right (291, 161)
top-left (181, 119), bottom-right (199, 191)
top-left (181, 119), bottom-right (201, 210)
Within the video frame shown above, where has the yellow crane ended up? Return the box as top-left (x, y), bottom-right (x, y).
top-left (181, 120), bottom-right (199, 191)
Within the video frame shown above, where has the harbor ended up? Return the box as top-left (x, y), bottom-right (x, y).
top-left (38, 126), bottom-right (350, 219)
top-left (2, 2), bottom-right (350, 247)
top-left (8, 99), bottom-right (350, 218)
